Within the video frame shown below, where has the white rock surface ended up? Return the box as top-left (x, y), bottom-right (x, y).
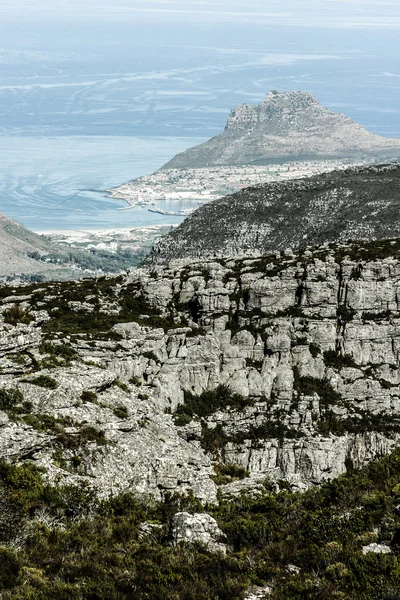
top-left (362, 543), bottom-right (391, 555)
top-left (170, 512), bottom-right (227, 554)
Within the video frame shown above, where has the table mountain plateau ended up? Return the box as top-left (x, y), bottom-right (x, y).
top-left (162, 90), bottom-right (400, 169)
top-left (3, 238), bottom-right (400, 498)
top-left (146, 162), bottom-right (400, 265)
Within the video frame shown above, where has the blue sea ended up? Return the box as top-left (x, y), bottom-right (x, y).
top-left (0, 0), bottom-right (399, 230)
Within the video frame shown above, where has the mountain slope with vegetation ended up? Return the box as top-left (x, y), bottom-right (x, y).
top-left (0, 212), bottom-right (143, 281)
top-left (1, 450), bottom-right (400, 599)
top-left (146, 162), bottom-right (400, 265)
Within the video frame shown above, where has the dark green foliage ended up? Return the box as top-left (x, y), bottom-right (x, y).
top-left (39, 341), bottom-right (77, 368)
top-left (309, 342), bottom-right (321, 358)
top-left (19, 277), bottom-right (183, 339)
top-left (22, 375), bottom-right (58, 389)
top-left (3, 303), bottom-right (32, 325)
top-left (80, 390), bottom-right (98, 403)
top-left (333, 237), bottom-right (400, 263)
top-left (23, 413), bottom-right (74, 433)
top-left (112, 405), bottom-right (129, 419)
top-left (323, 349), bottom-right (358, 370)
top-left (212, 463), bottom-right (249, 485)
top-left (174, 385), bottom-right (254, 425)
top-left (0, 548), bottom-right (21, 589)
top-left (56, 425), bottom-right (108, 449)
top-left (112, 379), bottom-right (129, 393)
top-left (4, 449), bottom-right (400, 597)
top-left (235, 420), bottom-right (304, 444)
top-left (293, 371), bottom-right (343, 407)
top-left (292, 369), bottom-right (400, 437)
top-left (39, 340), bottom-right (77, 359)
top-left (0, 387), bottom-right (26, 415)
top-left (200, 423), bottom-right (231, 457)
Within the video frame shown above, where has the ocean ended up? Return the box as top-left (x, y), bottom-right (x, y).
top-left (0, 0), bottom-right (399, 231)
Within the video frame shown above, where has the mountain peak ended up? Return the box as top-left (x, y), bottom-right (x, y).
top-left (225, 90), bottom-right (340, 133)
top-left (263, 89), bottom-right (317, 105)
top-left (161, 90), bottom-right (400, 169)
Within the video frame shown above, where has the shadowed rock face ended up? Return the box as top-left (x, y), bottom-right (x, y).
top-left (161, 91), bottom-right (400, 169)
top-left (145, 163), bottom-right (400, 265)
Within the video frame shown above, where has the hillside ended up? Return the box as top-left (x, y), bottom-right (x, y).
top-left (2, 238), bottom-right (400, 596)
top-left (0, 212), bottom-right (146, 281)
top-left (146, 162), bottom-right (400, 265)
top-left (162, 91), bottom-right (400, 169)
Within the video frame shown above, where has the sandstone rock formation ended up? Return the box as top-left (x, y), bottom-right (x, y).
top-left (162, 91), bottom-right (400, 169)
top-left (170, 512), bottom-right (227, 553)
top-left (1, 238), bottom-right (400, 502)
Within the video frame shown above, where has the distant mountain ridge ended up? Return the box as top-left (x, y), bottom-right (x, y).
top-left (0, 212), bottom-right (66, 280)
top-left (146, 162), bottom-right (400, 264)
top-left (161, 91), bottom-right (400, 168)
top-left (0, 212), bottom-right (139, 281)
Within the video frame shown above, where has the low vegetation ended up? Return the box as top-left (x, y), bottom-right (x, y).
top-left (173, 385), bottom-right (255, 426)
top-left (1, 450), bottom-right (400, 597)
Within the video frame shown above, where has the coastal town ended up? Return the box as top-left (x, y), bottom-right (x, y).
top-left (108, 159), bottom-right (372, 215)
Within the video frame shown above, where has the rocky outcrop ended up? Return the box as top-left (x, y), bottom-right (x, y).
top-left (170, 512), bottom-right (227, 554)
top-left (362, 543), bottom-right (391, 555)
top-left (162, 91), bottom-right (400, 169)
top-left (146, 163), bottom-right (400, 265)
top-left (2, 239), bottom-right (400, 501)
top-left (244, 587), bottom-right (272, 599)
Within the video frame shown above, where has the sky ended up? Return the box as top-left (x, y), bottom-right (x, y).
top-left (1, 0), bottom-right (399, 138)
top-left (2, 0), bottom-right (400, 28)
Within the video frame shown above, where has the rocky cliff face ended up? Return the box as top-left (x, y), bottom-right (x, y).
top-left (146, 163), bottom-right (400, 265)
top-left (161, 91), bottom-right (400, 169)
top-left (2, 238), bottom-right (400, 501)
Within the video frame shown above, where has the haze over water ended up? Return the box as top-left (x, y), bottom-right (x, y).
top-left (0, 0), bottom-right (399, 230)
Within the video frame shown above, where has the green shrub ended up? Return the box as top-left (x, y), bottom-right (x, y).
top-left (212, 463), bottom-right (249, 485)
top-left (323, 350), bottom-right (358, 370)
top-left (2, 450), bottom-right (400, 597)
top-left (81, 390), bottom-right (98, 403)
top-left (56, 425), bottom-right (107, 449)
top-left (112, 379), bottom-right (129, 393)
top-left (174, 385), bottom-right (254, 424)
top-left (309, 342), bottom-right (321, 358)
top-left (3, 303), bottom-right (32, 325)
top-left (112, 405), bottom-right (129, 419)
top-left (0, 548), bottom-right (21, 589)
top-left (0, 387), bottom-right (25, 413)
top-left (23, 413), bottom-right (73, 433)
top-left (22, 375), bottom-right (58, 389)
